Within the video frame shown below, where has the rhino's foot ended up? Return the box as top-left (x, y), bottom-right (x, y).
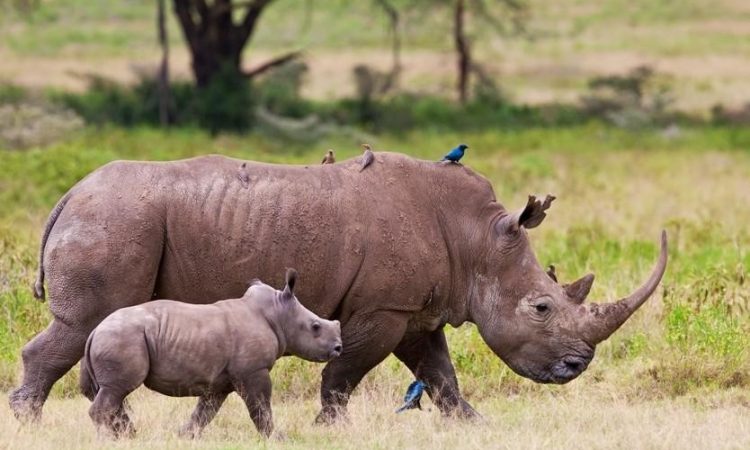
top-left (313, 405), bottom-right (349, 426)
top-left (8, 386), bottom-right (44, 423)
top-left (441, 399), bottom-right (482, 421)
top-left (178, 423), bottom-right (202, 440)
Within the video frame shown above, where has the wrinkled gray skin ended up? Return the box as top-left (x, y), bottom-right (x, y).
top-left (80, 269), bottom-right (341, 438)
top-left (10, 152), bottom-right (668, 424)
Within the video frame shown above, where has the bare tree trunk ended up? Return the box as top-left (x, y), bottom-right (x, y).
top-left (374, 0), bottom-right (401, 93)
top-left (172, 0), bottom-right (274, 88)
top-left (454, 0), bottom-right (471, 104)
top-left (157, 0), bottom-right (170, 126)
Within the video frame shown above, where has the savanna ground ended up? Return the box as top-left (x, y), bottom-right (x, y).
top-left (1, 0), bottom-right (750, 448)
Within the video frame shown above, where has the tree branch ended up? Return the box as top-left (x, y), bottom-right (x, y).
top-left (172, 0), bottom-right (199, 53)
top-left (243, 50), bottom-right (303, 79)
top-left (237, 0), bottom-right (274, 47)
top-left (373, 0), bottom-right (402, 90)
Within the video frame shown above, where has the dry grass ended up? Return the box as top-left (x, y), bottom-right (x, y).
top-left (1, 383), bottom-right (749, 450)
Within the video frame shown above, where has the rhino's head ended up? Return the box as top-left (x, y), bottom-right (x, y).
top-left (469, 195), bottom-right (668, 384)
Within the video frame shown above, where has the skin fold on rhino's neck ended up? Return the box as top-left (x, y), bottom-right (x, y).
top-left (247, 292), bottom-right (288, 359)
top-left (428, 165), bottom-right (507, 329)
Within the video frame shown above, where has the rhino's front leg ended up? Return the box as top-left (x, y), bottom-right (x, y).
top-left (234, 369), bottom-right (273, 438)
top-left (179, 392), bottom-right (229, 439)
top-left (393, 327), bottom-right (479, 419)
top-left (315, 311), bottom-right (409, 424)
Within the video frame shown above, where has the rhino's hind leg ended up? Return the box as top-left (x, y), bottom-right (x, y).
top-left (179, 392), bottom-right (229, 439)
top-left (315, 312), bottom-right (408, 424)
top-left (393, 327), bottom-right (479, 419)
top-left (89, 388), bottom-right (136, 439)
top-left (9, 319), bottom-right (90, 422)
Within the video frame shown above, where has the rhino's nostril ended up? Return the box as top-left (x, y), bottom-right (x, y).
top-left (563, 356), bottom-right (586, 373)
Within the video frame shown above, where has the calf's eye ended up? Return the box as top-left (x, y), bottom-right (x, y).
top-left (312, 322), bottom-right (321, 332)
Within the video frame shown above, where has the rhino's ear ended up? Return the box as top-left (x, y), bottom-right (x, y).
top-left (517, 194), bottom-right (555, 229)
top-left (495, 194), bottom-right (556, 235)
top-left (283, 268), bottom-right (298, 299)
top-left (564, 273), bottom-right (595, 304)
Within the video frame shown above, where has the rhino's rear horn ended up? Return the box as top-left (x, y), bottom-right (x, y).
top-left (582, 231), bottom-right (668, 344)
top-left (564, 273), bottom-right (595, 304)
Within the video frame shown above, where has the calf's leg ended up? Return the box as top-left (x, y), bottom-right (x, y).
top-left (179, 392), bottom-right (229, 438)
top-left (89, 388), bottom-right (135, 438)
top-left (234, 369), bottom-right (273, 438)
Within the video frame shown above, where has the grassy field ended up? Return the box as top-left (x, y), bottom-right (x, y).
top-left (1, 124), bottom-right (749, 448)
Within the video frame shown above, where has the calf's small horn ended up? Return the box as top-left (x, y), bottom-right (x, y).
top-left (582, 230), bottom-right (668, 344)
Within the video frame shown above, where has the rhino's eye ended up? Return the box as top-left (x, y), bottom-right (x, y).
top-left (312, 322), bottom-right (321, 332)
top-left (535, 303), bottom-right (549, 314)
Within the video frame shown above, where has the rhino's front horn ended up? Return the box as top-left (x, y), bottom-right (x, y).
top-left (582, 230), bottom-right (668, 345)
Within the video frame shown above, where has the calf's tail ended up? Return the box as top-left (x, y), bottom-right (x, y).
top-left (33, 190), bottom-right (73, 301)
top-left (80, 331), bottom-right (100, 401)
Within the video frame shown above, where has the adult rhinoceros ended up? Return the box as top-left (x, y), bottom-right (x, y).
top-left (10, 152), bottom-right (667, 423)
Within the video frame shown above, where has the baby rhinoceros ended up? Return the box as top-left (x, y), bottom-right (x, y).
top-left (80, 269), bottom-right (342, 439)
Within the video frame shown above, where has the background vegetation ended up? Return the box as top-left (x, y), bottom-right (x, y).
top-left (1, 0), bottom-right (749, 448)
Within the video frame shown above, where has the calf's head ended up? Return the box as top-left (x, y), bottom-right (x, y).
top-left (470, 195), bottom-right (668, 384)
top-left (273, 268), bottom-right (342, 362)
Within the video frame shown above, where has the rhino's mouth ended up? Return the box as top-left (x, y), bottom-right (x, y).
top-left (548, 354), bottom-right (592, 384)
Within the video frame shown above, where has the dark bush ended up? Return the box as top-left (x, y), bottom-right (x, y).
top-left (57, 65), bottom-right (255, 133)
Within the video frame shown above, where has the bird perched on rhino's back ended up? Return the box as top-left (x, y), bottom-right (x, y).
top-left (359, 143), bottom-right (375, 172)
top-left (395, 380), bottom-right (427, 413)
top-left (441, 144), bottom-right (468, 164)
top-left (321, 149), bottom-right (336, 165)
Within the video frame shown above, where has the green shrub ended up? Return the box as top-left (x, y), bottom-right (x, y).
top-left (192, 65), bottom-right (256, 134)
top-left (57, 67), bottom-right (255, 134)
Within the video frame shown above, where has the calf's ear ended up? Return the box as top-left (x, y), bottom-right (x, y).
top-left (283, 268), bottom-right (298, 299)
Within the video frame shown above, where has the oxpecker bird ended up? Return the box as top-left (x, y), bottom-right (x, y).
top-left (321, 149), bottom-right (336, 165)
top-left (360, 143), bottom-right (375, 172)
top-left (395, 380), bottom-right (427, 413)
top-left (441, 144), bottom-right (468, 164)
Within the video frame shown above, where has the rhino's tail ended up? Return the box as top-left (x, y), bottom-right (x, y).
top-left (33, 190), bottom-right (73, 301)
top-left (80, 331), bottom-right (100, 401)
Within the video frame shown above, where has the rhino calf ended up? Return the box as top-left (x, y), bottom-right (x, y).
top-left (80, 269), bottom-right (342, 438)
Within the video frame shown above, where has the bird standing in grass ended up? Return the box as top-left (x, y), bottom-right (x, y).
top-left (360, 143), bottom-right (375, 172)
top-left (396, 380), bottom-right (427, 413)
top-left (321, 149), bottom-right (336, 164)
top-left (440, 144), bottom-right (468, 164)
